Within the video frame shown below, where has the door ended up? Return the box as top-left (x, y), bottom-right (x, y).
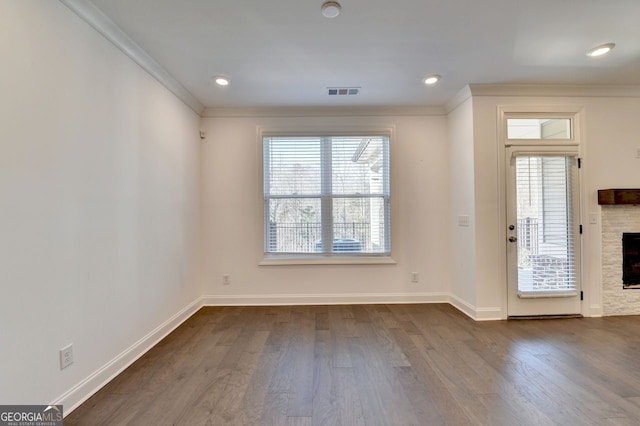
top-left (506, 149), bottom-right (581, 316)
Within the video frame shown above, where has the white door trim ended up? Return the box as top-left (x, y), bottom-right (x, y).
top-left (496, 105), bottom-right (586, 317)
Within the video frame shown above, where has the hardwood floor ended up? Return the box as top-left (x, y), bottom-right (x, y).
top-left (65, 304), bottom-right (640, 425)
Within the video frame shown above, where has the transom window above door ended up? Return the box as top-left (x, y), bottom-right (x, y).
top-left (262, 135), bottom-right (391, 258)
top-left (506, 118), bottom-right (572, 140)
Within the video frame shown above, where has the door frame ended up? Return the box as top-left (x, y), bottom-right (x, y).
top-left (497, 105), bottom-right (585, 318)
top-left (505, 148), bottom-right (582, 316)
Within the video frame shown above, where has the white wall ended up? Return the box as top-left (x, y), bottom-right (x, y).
top-left (470, 94), bottom-right (640, 317)
top-left (447, 97), bottom-right (479, 314)
top-left (2, 2), bottom-right (637, 415)
top-left (200, 114), bottom-right (451, 303)
top-left (0, 1), bottom-right (202, 408)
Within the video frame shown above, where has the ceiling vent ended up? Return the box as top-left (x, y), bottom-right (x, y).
top-left (328, 87), bottom-right (360, 96)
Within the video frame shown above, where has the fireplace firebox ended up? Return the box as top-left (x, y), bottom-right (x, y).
top-left (623, 233), bottom-right (640, 289)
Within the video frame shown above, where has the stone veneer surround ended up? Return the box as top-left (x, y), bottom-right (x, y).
top-left (602, 205), bottom-right (640, 315)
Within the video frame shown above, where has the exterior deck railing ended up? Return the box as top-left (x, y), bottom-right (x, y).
top-left (267, 222), bottom-right (384, 253)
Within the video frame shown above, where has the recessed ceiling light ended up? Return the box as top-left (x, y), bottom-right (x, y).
top-left (423, 74), bottom-right (440, 85)
top-left (321, 1), bottom-right (341, 18)
top-left (214, 76), bottom-right (230, 86)
top-left (586, 43), bottom-right (615, 57)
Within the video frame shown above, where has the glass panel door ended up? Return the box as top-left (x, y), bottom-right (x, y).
top-left (506, 151), bottom-right (581, 316)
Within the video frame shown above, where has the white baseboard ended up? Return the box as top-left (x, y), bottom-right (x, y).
top-left (588, 304), bottom-right (603, 317)
top-left (474, 307), bottom-right (504, 321)
top-left (57, 292), bottom-right (502, 417)
top-left (447, 294), bottom-right (504, 321)
top-left (55, 297), bottom-right (203, 416)
top-left (203, 292), bottom-right (505, 320)
top-left (202, 292), bottom-right (450, 306)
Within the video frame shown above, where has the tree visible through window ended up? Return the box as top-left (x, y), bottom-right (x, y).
top-left (263, 135), bottom-right (390, 255)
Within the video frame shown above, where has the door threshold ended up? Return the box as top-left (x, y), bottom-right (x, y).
top-left (508, 314), bottom-right (583, 320)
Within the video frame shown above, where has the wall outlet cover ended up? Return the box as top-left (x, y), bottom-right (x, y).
top-left (60, 344), bottom-right (73, 370)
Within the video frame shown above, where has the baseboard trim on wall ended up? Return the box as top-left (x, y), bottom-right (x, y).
top-left (474, 307), bottom-right (504, 321)
top-left (202, 292), bottom-right (450, 306)
top-left (54, 297), bottom-right (203, 416)
top-left (57, 292), bottom-right (501, 416)
top-left (447, 294), bottom-right (504, 321)
top-left (202, 293), bottom-right (503, 320)
top-left (589, 304), bottom-right (603, 317)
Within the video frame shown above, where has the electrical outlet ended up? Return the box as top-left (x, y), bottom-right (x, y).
top-left (222, 274), bottom-right (231, 285)
top-left (411, 272), bottom-right (419, 283)
top-left (60, 344), bottom-right (73, 370)
top-left (458, 215), bottom-right (470, 227)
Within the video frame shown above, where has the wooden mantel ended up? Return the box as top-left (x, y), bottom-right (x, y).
top-left (598, 189), bottom-right (640, 205)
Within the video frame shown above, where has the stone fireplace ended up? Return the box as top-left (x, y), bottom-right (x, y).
top-left (599, 189), bottom-right (640, 315)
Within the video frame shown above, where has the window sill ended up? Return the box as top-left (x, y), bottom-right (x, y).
top-left (259, 256), bottom-right (397, 266)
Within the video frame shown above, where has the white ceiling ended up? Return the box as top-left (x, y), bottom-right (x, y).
top-left (86, 0), bottom-right (640, 109)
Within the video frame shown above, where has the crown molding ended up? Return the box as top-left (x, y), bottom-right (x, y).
top-left (59, 0), bottom-right (204, 115)
top-left (56, 1), bottom-right (640, 118)
top-left (202, 105), bottom-right (446, 118)
top-left (468, 84), bottom-right (640, 98)
top-left (444, 85), bottom-right (473, 114)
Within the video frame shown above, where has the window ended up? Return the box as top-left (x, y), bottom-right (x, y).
top-left (513, 154), bottom-right (577, 294)
top-left (263, 135), bottom-right (390, 256)
top-left (506, 118), bottom-right (572, 140)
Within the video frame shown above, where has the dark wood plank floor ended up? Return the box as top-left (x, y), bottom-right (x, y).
top-left (65, 304), bottom-right (640, 425)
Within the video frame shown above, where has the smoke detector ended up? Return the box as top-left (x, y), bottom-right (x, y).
top-left (321, 2), bottom-right (341, 18)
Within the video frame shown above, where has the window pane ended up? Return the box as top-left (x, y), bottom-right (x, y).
top-left (333, 197), bottom-right (388, 253)
top-left (266, 198), bottom-right (321, 253)
top-left (332, 137), bottom-right (387, 195)
top-left (507, 118), bottom-right (571, 139)
top-left (264, 137), bottom-right (321, 195)
top-left (515, 156), bottom-right (576, 294)
top-left (263, 134), bottom-right (391, 256)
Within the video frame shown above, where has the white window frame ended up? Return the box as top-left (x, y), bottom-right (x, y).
top-left (259, 127), bottom-right (396, 266)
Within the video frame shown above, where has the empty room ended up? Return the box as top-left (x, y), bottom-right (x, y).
top-left (2, 0), bottom-right (640, 424)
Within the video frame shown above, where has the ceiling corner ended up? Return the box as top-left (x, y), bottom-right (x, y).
top-left (58, 0), bottom-right (204, 115)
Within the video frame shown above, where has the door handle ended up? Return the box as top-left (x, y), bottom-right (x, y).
top-left (508, 236), bottom-right (517, 243)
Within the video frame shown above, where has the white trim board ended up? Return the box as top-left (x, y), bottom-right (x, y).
top-left (469, 84), bottom-right (640, 98)
top-left (202, 292), bottom-right (449, 306)
top-left (202, 293), bottom-right (503, 320)
top-left (202, 105), bottom-right (446, 118)
top-left (54, 297), bottom-right (203, 416)
top-left (446, 84), bottom-right (640, 116)
top-left (447, 294), bottom-right (503, 321)
top-left (58, 0), bottom-right (204, 115)
top-left (56, 292), bottom-right (500, 416)
top-left (444, 85), bottom-right (473, 114)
